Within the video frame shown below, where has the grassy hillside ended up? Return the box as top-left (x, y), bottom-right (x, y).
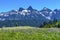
top-left (0, 27), bottom-right (60, 40)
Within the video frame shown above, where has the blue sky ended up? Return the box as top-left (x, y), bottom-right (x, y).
top-left (0, 0), bottom-right (60, 12)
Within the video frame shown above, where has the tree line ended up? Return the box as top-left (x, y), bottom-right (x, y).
top-left (40, 19), bottom-right (60, 28)
top-left (0, 19), bottom-right (60, 28)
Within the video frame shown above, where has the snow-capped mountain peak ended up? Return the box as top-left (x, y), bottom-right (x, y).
top-left (0, 6), bottom-right (60, 27)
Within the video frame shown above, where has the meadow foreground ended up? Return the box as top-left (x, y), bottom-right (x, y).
top-left (0, 27), bottom-right (60, 40)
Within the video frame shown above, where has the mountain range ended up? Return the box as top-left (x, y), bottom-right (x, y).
top-left (0, 6), bottom-right (60, 27)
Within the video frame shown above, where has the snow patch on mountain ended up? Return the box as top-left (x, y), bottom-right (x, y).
top-left (39, 12), bottom-right (51, 20)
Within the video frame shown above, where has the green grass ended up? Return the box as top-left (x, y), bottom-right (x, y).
top-left (0, 27), bottom-right (60, 40)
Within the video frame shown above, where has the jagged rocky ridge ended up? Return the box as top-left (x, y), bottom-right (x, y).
top-left (0, 6), bottom-right (60, 27)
